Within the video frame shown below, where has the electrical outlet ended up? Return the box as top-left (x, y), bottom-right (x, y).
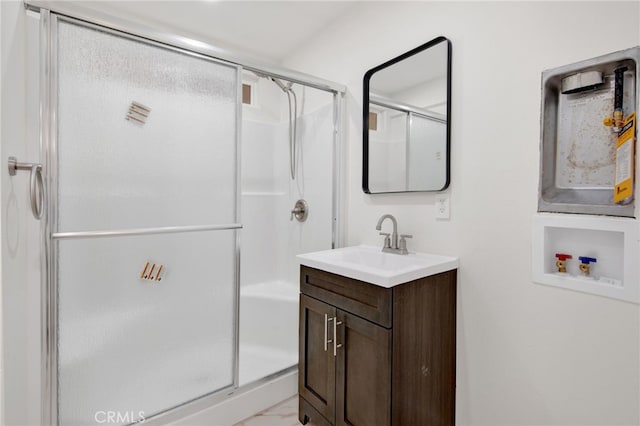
top-left (435, 195), bottom-right (450, 220)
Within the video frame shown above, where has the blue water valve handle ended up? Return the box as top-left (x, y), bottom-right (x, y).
top-left (578, 256), bottom-right (597, 276)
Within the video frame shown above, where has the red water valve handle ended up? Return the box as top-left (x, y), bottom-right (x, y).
top-left (555, 253), bottom-right (572, 261)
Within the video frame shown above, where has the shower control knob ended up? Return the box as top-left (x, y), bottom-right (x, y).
top-left (290, 199), bottom-right (309, 222)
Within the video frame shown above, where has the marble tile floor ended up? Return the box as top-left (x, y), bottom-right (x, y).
top-left (233, 396), bottom-right (304, 426)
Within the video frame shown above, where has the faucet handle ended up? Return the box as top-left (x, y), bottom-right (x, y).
top-left (379, 232), bottom-right (391, 248)
top-left (398, 234), bottom-right (413, 253)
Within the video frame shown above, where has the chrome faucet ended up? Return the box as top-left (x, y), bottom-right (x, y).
top-left (375, 214), bottom-right (412, 255)
top-left (376, 214), bottom-right (398, 250)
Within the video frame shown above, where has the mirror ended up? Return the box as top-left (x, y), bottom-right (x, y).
top-left (363, 36), bottom-right (451, 193)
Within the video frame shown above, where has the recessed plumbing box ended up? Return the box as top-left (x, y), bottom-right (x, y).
top-left (532, 213), bottom-right (639, 303)
top-left (538, 47), bottom-right (640, 217)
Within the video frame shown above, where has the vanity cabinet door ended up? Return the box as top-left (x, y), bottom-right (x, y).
top-left (299, 294), bottom-right (337, 424)
top-left (335, 310), bottom-right (391, 426)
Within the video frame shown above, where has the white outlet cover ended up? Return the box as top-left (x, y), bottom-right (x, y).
top-left (436, 195), bottom-right (450, 220)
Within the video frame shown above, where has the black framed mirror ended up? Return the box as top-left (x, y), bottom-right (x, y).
top-left (363, 36), bottom-right (451, 193)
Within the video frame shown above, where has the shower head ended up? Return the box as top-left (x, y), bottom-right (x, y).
top-left (248, 70), bottom-right (298, 180)
top-left (248, 70), bottom-right (293, 93)
top-left (271, 77), bottom-right (288, 92)
top-left (270, 77), bottom-right (293, 93)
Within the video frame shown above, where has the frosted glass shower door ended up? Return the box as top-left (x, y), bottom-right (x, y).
top-left (53, 18), bottom-right (239, 425)
top-left (56, 19), bottom-right (238, 232)
top-left (56, 232), bottom-right (236, 425)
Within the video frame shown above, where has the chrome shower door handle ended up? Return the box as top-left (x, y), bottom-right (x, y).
top-left (8, 156), bottom-right (46, 220)
top-left (30, 164), bottom-right (45, 220)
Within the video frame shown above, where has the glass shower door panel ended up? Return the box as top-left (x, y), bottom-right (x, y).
top-left (57, 231), bottom-right (236, 425)
top-left (407, 114), bottom-right (447, 191)
top-left (56, 20), bottom-right (238, 232)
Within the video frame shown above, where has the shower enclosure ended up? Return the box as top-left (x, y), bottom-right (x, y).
top-left (23, 7), bottom-right (342, 426)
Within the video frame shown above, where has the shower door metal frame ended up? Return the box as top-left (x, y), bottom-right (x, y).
top-left (25, 0), bottom-right (346, 94)
top-left (39, 9), bottom-right (55, 425)
top-left (332, 90), bottom-right (347, 249)
top-left (40, 12), bottom-right (244, 426)
top-left (31, 4), bottom-right (347, 426)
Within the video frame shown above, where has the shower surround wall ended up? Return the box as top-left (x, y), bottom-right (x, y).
top-left (239, 74), bottom-right (334, 385)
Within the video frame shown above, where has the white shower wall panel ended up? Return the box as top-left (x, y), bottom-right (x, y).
top-left (241, 103), bottom-right (334, 287)
top-left (241, 120), bottom-right (289, 287)
top-left (240, 193), bottom-right (286, 286)
top-left (284, 103), bottom-right (335, 285)
top-left (241, 120), bottom-right (288, 194)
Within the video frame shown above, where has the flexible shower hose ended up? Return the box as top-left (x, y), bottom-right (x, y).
top-left (286, 88), bottom-right (298, 180)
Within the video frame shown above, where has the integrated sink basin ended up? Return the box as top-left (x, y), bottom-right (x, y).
top-left (296, 245), bottom-right (458, 288)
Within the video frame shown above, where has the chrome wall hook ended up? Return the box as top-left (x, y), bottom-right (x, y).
top-left (7, 156), bottom-right (45, 220)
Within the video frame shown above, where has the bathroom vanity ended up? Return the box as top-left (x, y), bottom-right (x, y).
top-left (297, 246), bottom-right (458, 426)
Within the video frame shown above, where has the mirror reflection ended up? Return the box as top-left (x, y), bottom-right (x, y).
top-left (363, 37), bottom-right (451, 193)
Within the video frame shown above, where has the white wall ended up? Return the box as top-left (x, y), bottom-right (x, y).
top-left (0, 0), bottom-right (4, 422)
top-left (284, 2), bottom-right (640, 425)
top-left (1, 2), bottom-right (41, 425)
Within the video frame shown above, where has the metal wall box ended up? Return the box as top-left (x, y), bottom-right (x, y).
top-left (539, 47), bottom-right (640, 217)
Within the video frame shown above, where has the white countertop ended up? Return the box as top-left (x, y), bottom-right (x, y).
top-left (296, 245), bottom-right (458, 288)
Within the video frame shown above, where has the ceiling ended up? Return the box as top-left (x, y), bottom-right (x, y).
top-left (62, 1), bottom-right (358, 64)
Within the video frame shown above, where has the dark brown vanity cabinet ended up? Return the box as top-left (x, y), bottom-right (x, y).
top-left (298, 265), bottom-right (457, 426)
